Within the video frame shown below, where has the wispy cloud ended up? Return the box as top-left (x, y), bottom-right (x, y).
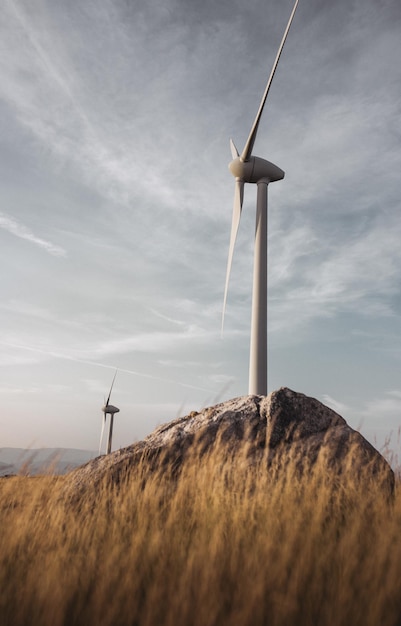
top-left (0, 212), bottom-right (66, 257)
top-left (321, 394), bottom-right (351, 416)
top-left (0, 0), bottom-right (207, 210)
top-left (358, 391), bottom-right (401, 421)
top-left (93, 325), bottom-right (213, 357)
top-left (267, 212), bottom-right (401, 336)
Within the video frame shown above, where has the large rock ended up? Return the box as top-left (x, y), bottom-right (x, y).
top-left (67, 388), bottom-right (394, 493)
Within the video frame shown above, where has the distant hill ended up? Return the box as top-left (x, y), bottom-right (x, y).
top-left (0, 448), bottom-right (97, 476)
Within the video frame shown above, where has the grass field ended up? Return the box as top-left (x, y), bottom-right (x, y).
top-left (0, 443), bottom-right (400, 626)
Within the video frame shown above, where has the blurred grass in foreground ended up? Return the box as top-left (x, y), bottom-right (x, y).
top-left (0, 442), bottom-right (400, 626)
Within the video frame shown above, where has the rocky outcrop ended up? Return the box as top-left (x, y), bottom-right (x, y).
top-left (67, 388), bottom-right (394, 493)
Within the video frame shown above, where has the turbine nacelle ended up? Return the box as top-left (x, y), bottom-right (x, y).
top-left (229, 156), bottom-right (284, 185)
top-left (102, 404), bottom-right (120, 415)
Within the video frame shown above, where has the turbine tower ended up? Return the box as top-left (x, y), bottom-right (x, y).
top-left (99, 370), bottom-right (120, 455)
top-left (222, 0), bottom-right (299, 396)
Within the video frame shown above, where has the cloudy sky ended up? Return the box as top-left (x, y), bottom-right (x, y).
top-left (1, 0), bottom-right (400, 458)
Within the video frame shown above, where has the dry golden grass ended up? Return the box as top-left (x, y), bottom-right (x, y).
top-left (0, 443), bottom-right (400, 626)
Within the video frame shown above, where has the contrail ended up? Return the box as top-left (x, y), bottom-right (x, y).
top-left (5, 0), bottom-right (94, 132)
top-left (0, 341), bottom-right (214, 394)
top-left (0, 212), bottom-right (66, 257)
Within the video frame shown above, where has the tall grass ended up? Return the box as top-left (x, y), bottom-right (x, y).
top-left (0, 442), bottom-right (400, 626)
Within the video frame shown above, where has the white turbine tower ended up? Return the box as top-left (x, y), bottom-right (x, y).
top-left (99, 370), bottom-right (120, 455)
top-left (222, 0), bottom-right (299, 396)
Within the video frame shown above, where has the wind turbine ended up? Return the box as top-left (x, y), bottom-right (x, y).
top-left (99, 370), bottom-right (120, 455)
top-left (222, 0), bottom-right (299, 396)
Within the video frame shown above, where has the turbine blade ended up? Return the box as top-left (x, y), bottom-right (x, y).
top-left (240, 0), bottom-right (299, 162)
top-left (99, 415), bottom-right (106, 456)
top-left (222, 179), bottom-right (244, 333)
top-left (230, 138), bottom-right (239, 160)
top-left (105, 369), bottom-right (118, 407)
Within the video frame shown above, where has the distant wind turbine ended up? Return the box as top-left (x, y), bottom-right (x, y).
top-left (99, 370), bottom-right (120, 455)
top-left (222, 0), bottom-right (299, 396)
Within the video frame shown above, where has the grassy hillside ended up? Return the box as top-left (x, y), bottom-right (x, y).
top-left (0, 443), bottom-right (400, 626)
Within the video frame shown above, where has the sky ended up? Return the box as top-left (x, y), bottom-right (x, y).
top-left (0, 0), bottom-right (401, 459)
